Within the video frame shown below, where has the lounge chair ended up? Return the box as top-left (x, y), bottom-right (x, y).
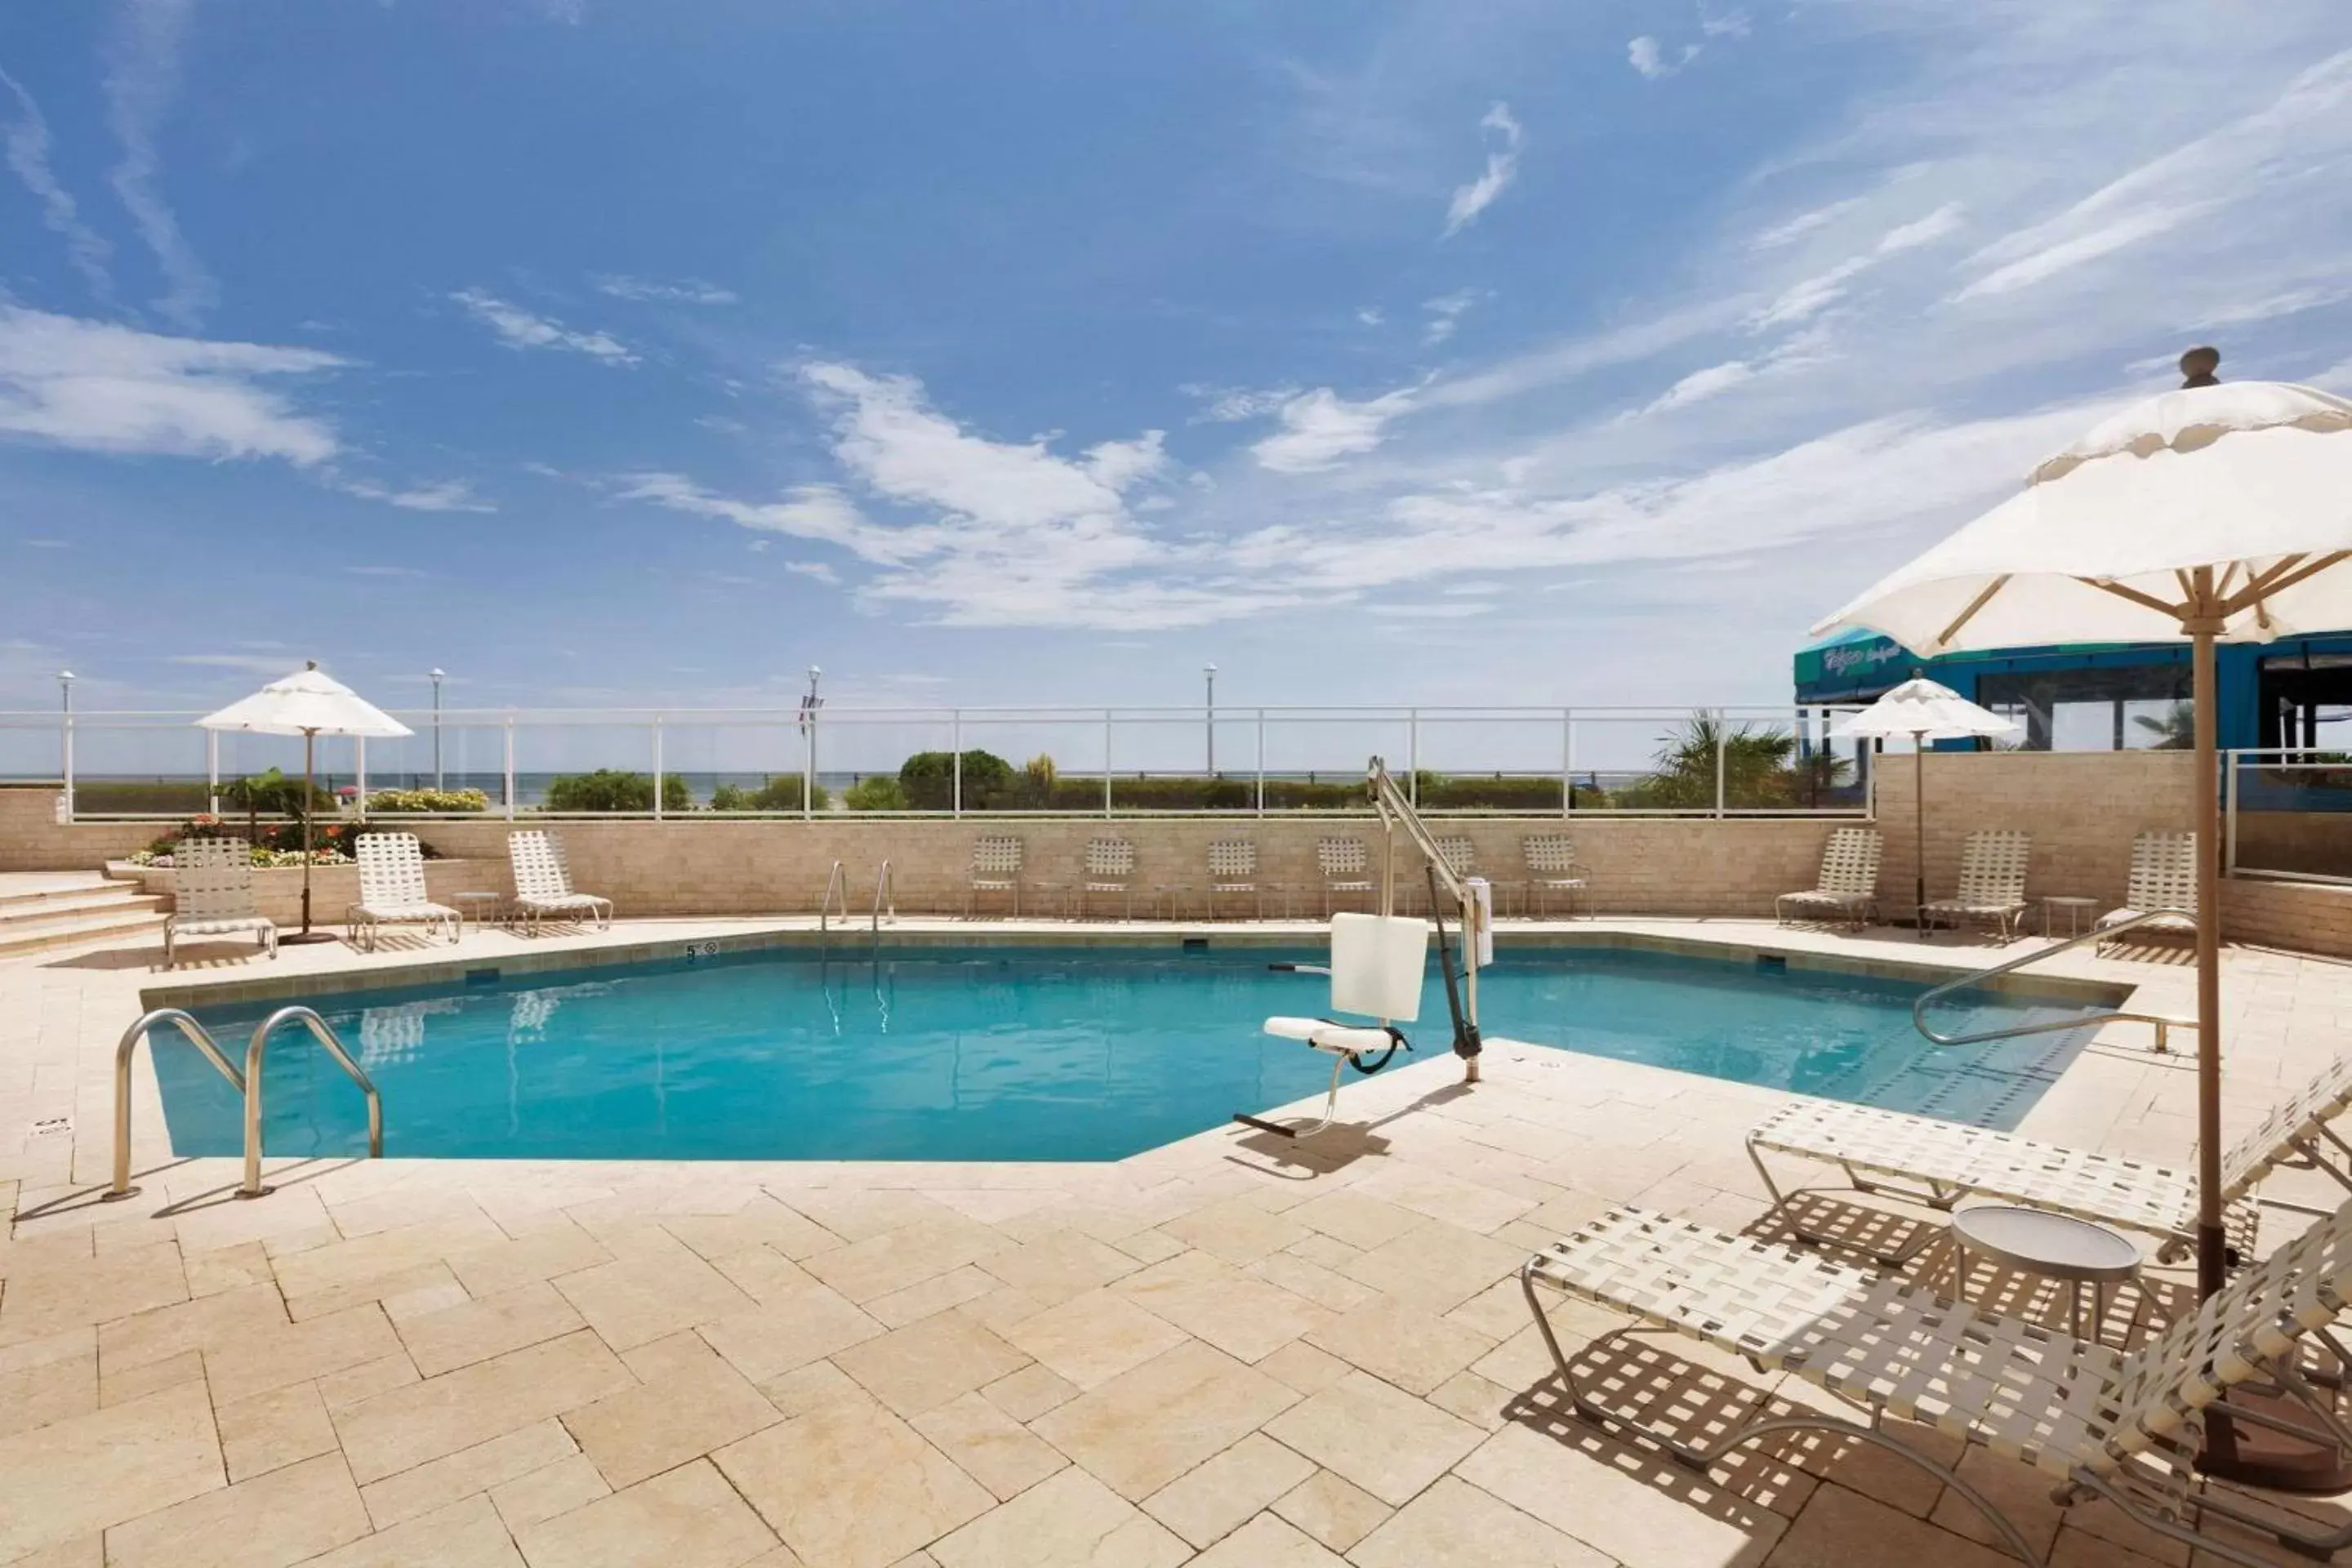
top-left (1773, 826), bottom-right (1882, 931)
top-left (506, 830), bottom-right (612, 933)
top-left (1521, 834), bottom-right (1591, 919)
top-left (1520, 1196), bottom-right (2352, 1566)
top-left (1075, 836), bottom-right (1135, 920)
top-left (1206, 839), bottom-right (1262, 920)
top-left (1921, 828), bottom-right (2031, 942)
top-left (347, 832), bottom-right (460, 951)
top-left (1317, 836), bottom-right (1375, 917)
top-left (163, 836), bottom-right (277, 967)
top-left (1745, 1046), bottom-right (2352, 1259)
top-left (2096, 831), bottom-right (2198, 953)
top-left (966, 835), bottom-right (1022, 917)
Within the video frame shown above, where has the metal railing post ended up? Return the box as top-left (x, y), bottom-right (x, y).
top-left (356, 737), bottom-right (368, 822)
top-left (1406, 710), bottom-right (1419, 807)
top-left (2224, 747), bottom-right (2240, 877)
top-left (1102, 710), bottom-right (1114, 818)
top-left (60, 706), bottom-right (74, 822)
top-left (207, 728), bottom-right (220, 817)
top-left (1255, 709), bottom-right (1266, 817)
top-left (803, 710), bottom-right (816, 820)
top-left (503, 716), bottom-right (516, 821)
top-left (951, 711), bottom-right (962, 817)
top-left (1713, 713), bottom-right (1727, 819)
top-left (653, 718), bottom-right (665, 822)
top-left (1561, 710), bottom-right (1573, 817)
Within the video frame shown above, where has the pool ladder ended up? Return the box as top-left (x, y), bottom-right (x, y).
top-left (1912, 908), bottom-right (2199, 1054)
top-left (818, 859), bottom-right (895, 936)
top-left (107, 1006), bottom-right (383, 1204)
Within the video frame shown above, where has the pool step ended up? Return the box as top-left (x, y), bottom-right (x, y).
top-left (0, 880), bottom-right (172, 959)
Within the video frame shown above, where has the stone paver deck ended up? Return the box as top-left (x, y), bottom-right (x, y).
top-left (3, 912), bottom-right (2350, 1566)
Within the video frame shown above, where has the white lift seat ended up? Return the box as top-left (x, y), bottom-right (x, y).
top-left (1242, 915), bottom-right (1430, 1139)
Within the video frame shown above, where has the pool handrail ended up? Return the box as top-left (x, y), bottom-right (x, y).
top-left (241, 1006), bottom-right (383, 1199)
top-left (819, 859), bottom-right (849, 932)
top-left (1911, 908), bottom-right (2200, 1055)
top-left (871, 859), bottom-right (895, 933)
top-left (107, 1008), bottom-right (247, 1201)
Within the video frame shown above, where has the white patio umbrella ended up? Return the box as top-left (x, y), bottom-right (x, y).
top-left (1831, 676), bottom-right (2020, 938)
top-left (1813, 348), bottom-right (2352, 1307)
top-left (197, 662), bottom-right (413, 942)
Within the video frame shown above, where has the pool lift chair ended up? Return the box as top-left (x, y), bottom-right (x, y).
top-left (1236, 757), bottom-right (1490, 1139)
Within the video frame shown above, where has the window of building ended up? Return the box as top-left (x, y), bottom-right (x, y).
top-left (1974, 665), bottom-right (2191, 751)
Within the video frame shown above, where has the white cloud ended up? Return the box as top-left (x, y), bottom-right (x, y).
top-left (451, 289), bottom-right (637, 365)
top-left (1186, 385), bottom-right (1298, 423)
top-left (1422, 289), bottom-right (1478, 346)
top-left (782, 560), bottom-right (840, 585)
top-left (1751, 198), bottom-right (1861, 249)
top-left (1356, 306), bottom-right (1384, 326)
top-left (1750, 257), bottom-right (1872, 328)
top-left (1876, 202), bottom-right (1965, 255)
top-left (1250, 386), bottom-right (1418, 473)
top-left (1955, 206), bottom-right (2203, 301)
top-left (1442, 102), bottom-right (1522, 237)
top-left (341, 478), bottom-right (496, 513)
top-left (593, 274), bottom-right (737, 305)
top-left (103, 0), bottom-right (214, 328)
top-left (0, 65), bottom-right (115, 304)
top-left (1628, 38), bottom-right (1673, 78)
top-left (1082, 430), bottom-right (1169, 491)
top-left (1699, 8), bottom-right (1751, 38)
top-left (1634, 359), bottom-right (1756, 416)
top-left (0, 306), bottom-right (341, 464)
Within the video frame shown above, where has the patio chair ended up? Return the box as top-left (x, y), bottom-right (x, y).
top-left (1520, 1196), bottom-right (2352, 1566)
top-left (1745, 1045), bottom-right (2352, 1262)
top-left (2096, 831), bottom-right (2198, 953)
top-left (1206, 839), bottom-right (1263, 920)
top-left (1075, 836), bottom-right (1136, 920)
top-left (966, 835), bottom-right (1023, 917)
top-left (1921, 828), bottom-right (2031, 942)
top-left (1317, 836), bottom-right (1376, 918)
top-left (1521, 834), bottom-right (1591, 919)
top-left (506, 830), bottom-right (613, 934)
top-left (347, 831), bottom-right (460, 951)
top-left (1773, 826), bottom-right (1882, 931)
top-left (163, 836), bottom-right (277, 967)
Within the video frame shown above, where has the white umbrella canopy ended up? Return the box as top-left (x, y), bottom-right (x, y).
top-left (1831, 678), bottom-right (2020, 939)
top-left (194, 662), bottom-right (412, 941)
top-left (196, 662), bottom-right (414, 740)
top-left (1829, 676), bottom-right (2020, 743)
top-left (1811, 350), bottom-right (2352, 1308)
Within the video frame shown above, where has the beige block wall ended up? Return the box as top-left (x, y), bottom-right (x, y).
top-left (1870, 751), bottom-right (2195, 913)
top-left (0, 785), bottom-right (156, 869)
top-left (127, 859), bottom-right (506, 926)
top-left (2223, 878), bottom-right (2352, 960)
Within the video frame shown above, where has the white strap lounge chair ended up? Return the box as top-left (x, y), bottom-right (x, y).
top-left (1521, 1196), bottom-right (2352, 1566)
top-left (1206, 839), bottom-right (1262, 920)
top-left (347, 832), bottom-right (460, 951)
top-left (1521, 834), bottom-right (1590, 919)
top-left (506, 830), bottom-right (612, 933)
top-left (2096, 831), bottom-right (2198, 953)
top-left (1076, 836), bottom-right (1135, 920)
top-left (967, 835), bottom-right (1022, 917)
top-left (1745, 1047), bottom-right (2352, 1260)
top-left (1921, 828), bottom-right (2032, 942)
top-left (163, 836), bottom-right (277, 967)
top-left (1774, 826), bottom-right (1882, 931)
top-left (1317, 836), bottom-right (1375, 918)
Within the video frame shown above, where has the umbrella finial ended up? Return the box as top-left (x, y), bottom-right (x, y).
top-left (305, 659), bottom-right (318, 670)
top-left (2179, 345), bottom-right (2221, 388)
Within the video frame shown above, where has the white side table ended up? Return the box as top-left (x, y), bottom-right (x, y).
top-left (1949, 1204), bottom-right (2143, 1344)
top-left (2042, 895), bottom-right (2100, 940)
top-left (451, 890), bottom-right (505, 935)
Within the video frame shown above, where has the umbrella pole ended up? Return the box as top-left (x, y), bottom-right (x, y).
top-left (1913, 735), bottom-right (1927, 939)
top-left (2190, 616), bottom-right (2225, 1301)
top-left (301, 728), bottom-right (315, 938)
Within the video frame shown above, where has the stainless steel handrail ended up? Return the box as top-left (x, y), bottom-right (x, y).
top-left (871, 859), bottom-right (895, 934)
top-left (107, 1009), bottom-right (246, 1200)
top-left (1912, 907), bottom-right (2200, 1054)
top-left (241, 1007), bottom-right (384, 1199)
top-left (818, 860), bottom-right (848, 933)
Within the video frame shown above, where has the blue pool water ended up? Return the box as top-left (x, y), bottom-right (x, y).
top-left (158, 945), bottom-right (2108, 1164)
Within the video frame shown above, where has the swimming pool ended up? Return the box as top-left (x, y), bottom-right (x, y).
top-left (158, 943), bottom-right (2109, 1164)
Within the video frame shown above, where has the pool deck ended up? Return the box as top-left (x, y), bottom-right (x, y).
top-left (2, 913), bottom-right (2349, 1566)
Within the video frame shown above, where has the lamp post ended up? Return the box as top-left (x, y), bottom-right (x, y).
top-left (1204, 664), bottom-right (1217, 777)
top-left (57, 670), bottom-right (74, 820)
top-left (429, 668), bottom-right (445, 792)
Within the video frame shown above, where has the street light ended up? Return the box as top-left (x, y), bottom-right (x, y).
top-left (57, 671), bottom-right (74, 819)
top-left (429, 668), bottom-right (445, 791)
top-left (1204, 664), bottom-right (1217, 777)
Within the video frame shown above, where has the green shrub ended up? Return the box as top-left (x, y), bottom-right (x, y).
top-left (709, 777), bottom-right (830, 813)
top-left (844, 776), bottom-right (908, 812)
top-left (899, 750), bottom-right (1014, 810)
top-left (366, 786), bottom-right (490, 813)
top-left (544, 769), bottom-right (692, 813)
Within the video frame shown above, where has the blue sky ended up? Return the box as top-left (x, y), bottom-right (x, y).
top-left (4, 0), bottom-right (2350, 720)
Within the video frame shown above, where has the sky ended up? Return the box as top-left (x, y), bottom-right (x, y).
top-left (3, 0), bottom-right (2350, 731)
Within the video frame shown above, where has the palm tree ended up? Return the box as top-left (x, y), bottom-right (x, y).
top-left (2132, 702), bottom-right (2194, 750)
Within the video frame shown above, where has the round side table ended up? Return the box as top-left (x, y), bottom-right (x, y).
top-left (451, 890), bottom-right (505, 935)
top-left (2042, 895), bottom-right (2100, 940)
top-left (1949, 1205), bottom-right (2142, 1344)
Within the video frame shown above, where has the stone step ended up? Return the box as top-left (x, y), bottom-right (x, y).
top-left (0, 885), bottom-right (168, 920)
top-left (0, 907), bottom-right (170, 960)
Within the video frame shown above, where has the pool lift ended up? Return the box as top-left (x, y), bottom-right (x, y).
top-left (1235, 756), bottom-right (1490, 1139)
